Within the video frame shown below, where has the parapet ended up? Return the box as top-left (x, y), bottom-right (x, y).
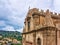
top-left (26, 8), bottom-right (60, 20)
top-left (40, 9), bottom-right (44, 15)
top-left (28, 8), bottom-right (39, 14)
top-left (54, 13), bottom-right (57, 15)
top-left (58, 14), bottom-right (60, 16)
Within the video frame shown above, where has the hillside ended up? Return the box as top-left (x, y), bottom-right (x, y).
top-left (0, 30), bottom-right (22, 41)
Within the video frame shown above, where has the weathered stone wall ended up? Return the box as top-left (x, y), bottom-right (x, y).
top-left (22, 8), bottom-right (60, 45)
top-left (57, 31), bottom-right (60, 45)
top-left (43, 29), bottom-right (56, 45)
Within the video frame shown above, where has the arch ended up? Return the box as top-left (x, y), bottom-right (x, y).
top-left (37, 38), bottom-right (41, 45)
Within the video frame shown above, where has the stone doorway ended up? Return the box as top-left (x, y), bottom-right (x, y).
top-left (37, 38), bottom-right (41, 45)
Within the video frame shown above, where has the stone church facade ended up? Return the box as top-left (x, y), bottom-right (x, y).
top-left (22, 8), bottom-right (60, 45)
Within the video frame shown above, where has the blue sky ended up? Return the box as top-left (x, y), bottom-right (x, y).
top-left (0, 0), bottom-right (60, 32)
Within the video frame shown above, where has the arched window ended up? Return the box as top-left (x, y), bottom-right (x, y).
top-left (37, 38), bottom-right (41, 45)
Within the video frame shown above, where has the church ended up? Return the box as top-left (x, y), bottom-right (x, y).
top-left (22, 8), bottom-right (60, 45)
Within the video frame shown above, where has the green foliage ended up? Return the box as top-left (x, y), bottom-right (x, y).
top-left (0, 30), bottom-right (22, 41)
top-left (11, 43), bottom-right (22, 45)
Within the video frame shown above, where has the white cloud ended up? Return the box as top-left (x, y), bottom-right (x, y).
top-left (0, 21), bottom-right (6, 26)
top-left (2, 25), bottom-right (23, 32)
top-left (54, 0), bottom-right (60, 12)
top-left (16, 28), bottom-right (23, 32)
top-left (2, 25), bottom-right (15, 31)
top-left (7, 15), bottom-right (24, 26)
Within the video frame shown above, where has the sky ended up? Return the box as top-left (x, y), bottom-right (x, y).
top-left (0, 0), bottom-right (60, 32)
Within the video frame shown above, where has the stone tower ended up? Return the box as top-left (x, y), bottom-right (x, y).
top-left (22, 8), bottom-right (60, 45)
